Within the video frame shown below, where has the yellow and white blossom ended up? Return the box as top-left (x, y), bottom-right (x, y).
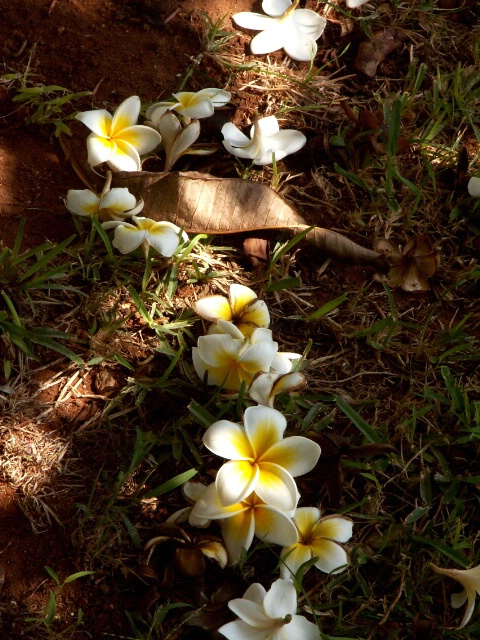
top-left (222, 114), bottom-right (306, 166)
top-left (146, 88), bottom-right (231, 122)
top-left (102, 216), bottom-right (187, 256)
top-left (248, 371), bottom-right (306, 407)
top-left (233, 0), bottom-right (326, 62)
top-left (219, 578), bottom-right (321, 640)
top-left (65, 187), bottom-right (144, 222)
top-left (76, 95), bottom-right (161, 171)
top-left (191, 484), bottom-right (297, 565)
top-left (431, 563), bottom-right (480, 628)
top-left (194, 284), bottom-right (270, 337)
top-left (192, 321), bottom-right (278, 391)
top-left (202, 405), bottom-right (321, 511)
top-left (280, 507), bottom-right (353, 579)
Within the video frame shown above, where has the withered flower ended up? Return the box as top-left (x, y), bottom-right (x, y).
top-left (374, 235), bottom-right (440, 292)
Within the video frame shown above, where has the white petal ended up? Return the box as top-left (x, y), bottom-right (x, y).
top-left (75, 109), bottom-right (111, 137)
top-left (223, 140), bottom-right (258, 160)
top-left (145, 102), bottom-right (172, 123)
top-left (203, 420), bottom-right (252, 460)
top-left (263, 578), bottom-right (297, 619)
top-left (293, 10), bottom-right (327, 40)
top-left (262, 0), bottom-right (292, 17)
top-left (283, 615), bottom-right (321, 640)
top-left (221, 122), bottom-right (251, 147)
top-left (468, 176), bottom-right (480, 197)
top-left (233, 12), bottom-right (276, 31)
top-left (267, 130), bottom-right (307, 157)
top-left (116, 124), bottom-right (162, 155)
top-left (65, 189), bottom-right (99, 217)
top-left (239, 340), bottom-right (278, 374)
top-left (112, 225), bottom-right (145, 254)
top-left (293, 507), bottom-right (321, 536)
top-left (265, 436), bottom-right (321, 477)
top-left (346, 0), bottom-right (370, 7)
top-left (176, 95), bottom-right (214, 119)
top-left (254, 504), bottom-right (298, 547)
top-left (146, 223), bottom-right (181, 257)
top-left (228, 598), bottom-right (272, 629)
top-left (218, 620), bottom-right (270, 640)
top-left (248, 373), bottom-right (278, 407)
top-left (452, 590), bottom-right (468, 609)
top-left (244, 405), bottom-right (286, 455)
top-left (313, 515), bottom-right (353, 543)
top-left (157, 112), bottom-right (182, 152)
top-left (283, 32), bottom-right (318, 62)
top-left (194, 295), bottom-right (233, 322)
top-left (86, 134), bottom-right (115, 167)
top-left (196, 88), bottom-right (231, 106)
top-left (99, 187), bottom-right (137, 213)
top-left (458, 589), bottom-right (477, 629)
top-left (107, 139), bottom-right (141, 171)
top-left (280, 543), bottom-right (312, 579)
top-left (256, 116), bottom-right (280, 137)
top-left (197, 333), bottom-right (241, 368)
top-left (169, 120), bottom-right (201, 158)
top-left (111, 95), bottom-right (141, 133)
top-left (216, 461), bottom-right (259, 506)
top-left (221, 510), bottom-right (256, 565)
top-left (191, 483), bottom-right (246, 520)
top-left (243, 583), bottom-right (267, 604)
top-left (311, 538), bottom-right (349, 574)
top-left (256, 462), bottom-right (299, 512)
top-left (250, 26), bottom-right (287, 56)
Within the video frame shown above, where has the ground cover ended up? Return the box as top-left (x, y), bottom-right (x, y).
top-left (0, 0), bottom-right (480, 638)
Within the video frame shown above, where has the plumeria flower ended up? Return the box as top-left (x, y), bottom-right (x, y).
top-left (232, 0), bottom-right (326, 62)
top-left (202, 405), bottom-right (321, 511)
top-left (149, 111), bottom-right (217, 171)
top-left (280, 507), bottom-right (353, 579)
top-left (222, 114), bottom-right (306, 166)
top-left (65, 187), bottom-right (144, 222)
top-left (193, 320), bottom-right (278, 391)
top-left (191, 484), bottom-right (297, 565)
top-left (218, 578), bottom-right (321, 640)
top-left (248, 371), bottom-right (306, 407)
top-left (76, 95), bottom-right (161, 171)
top-left (194, 283), bottom-right (270, 337)
top-left (431, 563), bottom-right (480, 628)
top-left (146, 88), bottom-right (231, 122)
top-left (102, 216), bottom-right (187, 256)
top-left (468, 176), bottom-right (480, 197)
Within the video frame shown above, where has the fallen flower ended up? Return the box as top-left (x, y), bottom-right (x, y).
top-left (374, 235), bottom-right (440, 292)
top-left (280, 507), bottom-right (353, 579)
top-left (102, 216), bottom-right (187, 256)
top-left (218, 578), bottom-right (321, 640)
top-left (192, 320), bottom-right (282, 391)
top-left (232, 0), bottom-right (326, 62)
top-left (146, 88), bottom-right (231, 122)
top-left (222, 113), bottom-right (306, 166)
top-left (65, 187), bottom-right (144, 222)
top-left (346, 0), bottom-right (371, 7)
top-left (191, 485), bottom-right (297, 565)
top-left (76, 95), bottom-right (161, 171)
top-left (203, 405), bottom-right (321, 511)
top-left (431, 562), bottom-right (480, 628)
top-left (468, 176), bottom-right (480, 197)
top-left (248, 371), bottom-right (306, 408)
top-left (194, 283), bottom-right (270, 337)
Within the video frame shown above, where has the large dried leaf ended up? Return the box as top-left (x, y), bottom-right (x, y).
top-left (354, 28), bottom-right (405, 78)
top-left (112, 171), bottom-right (383, 266)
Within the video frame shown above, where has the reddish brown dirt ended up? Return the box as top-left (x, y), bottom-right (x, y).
top-left (0, 1), bottom-right (252, 637)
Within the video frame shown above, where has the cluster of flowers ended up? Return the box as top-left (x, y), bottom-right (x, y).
top-left (63, 0), bottom-right (480, 629)
top-left (166, 284), bottom-right (353, 638)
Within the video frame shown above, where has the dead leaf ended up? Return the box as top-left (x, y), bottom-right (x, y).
top-left (243, 237), bottom-right (270, 269)
top-left (112, 171), bottom-right (385, 267)
top-left (374, 235), bottom-right (440, 291)
top-left (354, 28), bottom-right (406, 78)
top-left (342, 105), bottom-right (410, 156)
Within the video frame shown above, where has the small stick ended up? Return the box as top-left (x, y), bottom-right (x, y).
top-left (164, 7), bottom-right (181, 24)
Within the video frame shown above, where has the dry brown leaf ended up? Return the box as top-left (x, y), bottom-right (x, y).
top-left (112, 171), bottom-right (384, 266)
top-left (354, 28), bottom-right (406, 78)
top-left (374, 235), bottom-right (440, 292)
top-left (342, 106), bottom-right (410, 156)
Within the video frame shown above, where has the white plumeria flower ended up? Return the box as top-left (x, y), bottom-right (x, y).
top-left (194, 283), bottom-right (270, 337)
top-left (192, 320), bottom-right (279, 391)
top-left (248, 371), bottom-right (306, 407)
top-left (233, 0), bottom-right (326, 62)
top-left (191, 485), bottom-right (297, 565)
top-left (203, 405), bottom-right (321, 511)
top-left (222, 114), bottom-right (306, 166)
top-left (219, 578), bottom-right (321, 640)
top-left (146, 88), bottom-right (231, 122)
top-left (65, 187), bottom-right (144, 222)
top-left (431, 563), bottom-right (480, 628)
top-left (468, 176), bottom-right (480, 197)
top-left (102, 216), bottom-right (187, 256)
top-left (280, 507), bottom-right (353, 579)
top-left (76, 95), bottom-right (161, 172)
